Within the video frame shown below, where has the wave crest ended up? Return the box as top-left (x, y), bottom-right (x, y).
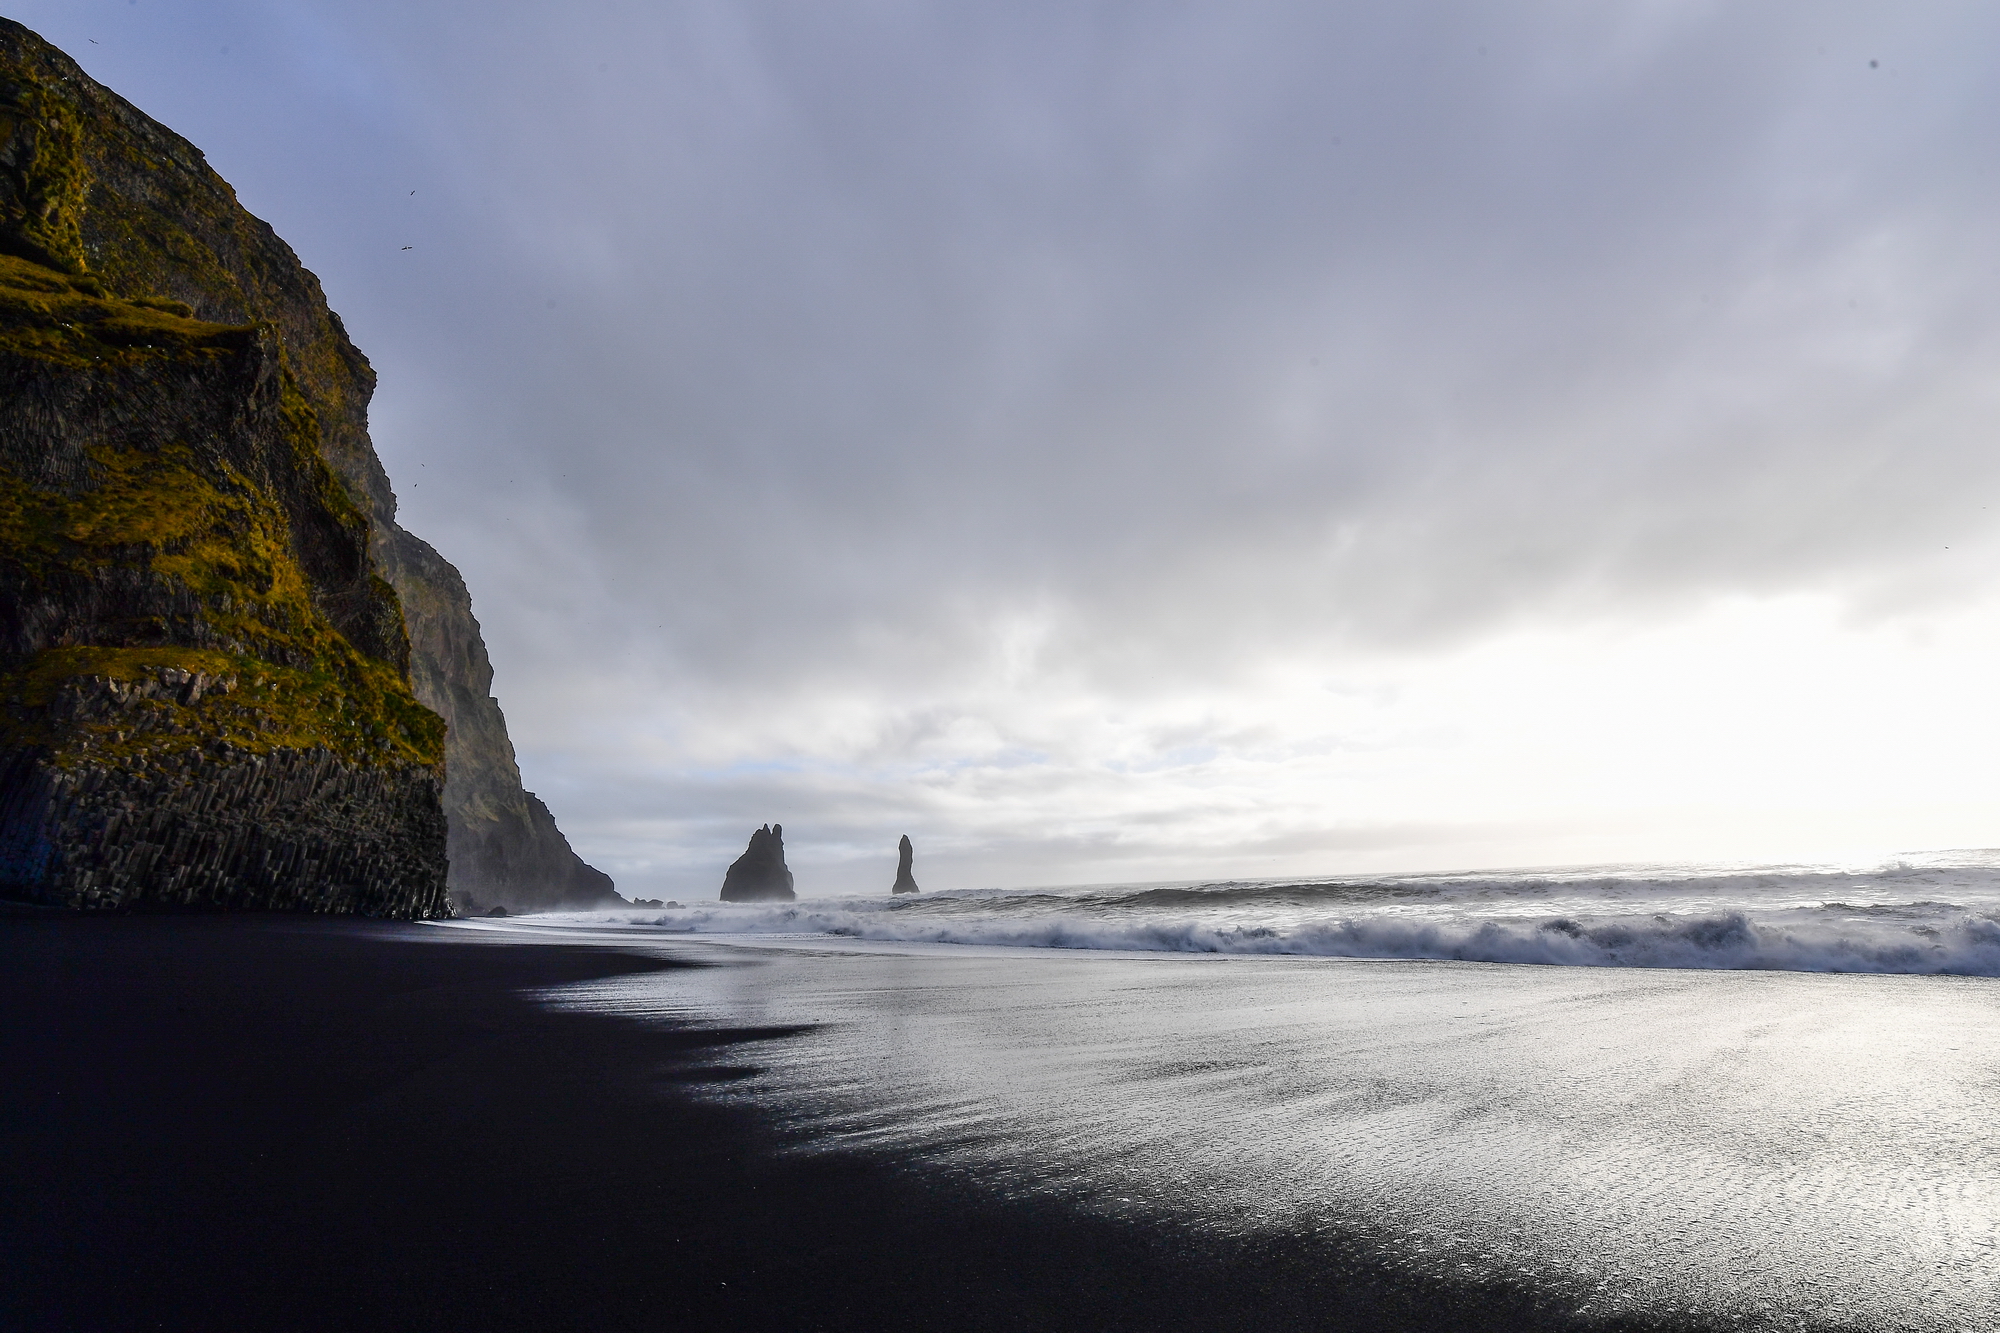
top-left (601, 896), bottom-right (2000, 975)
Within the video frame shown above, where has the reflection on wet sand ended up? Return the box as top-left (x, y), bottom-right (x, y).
top-left (513, 926), bottom-right (2000, 1330)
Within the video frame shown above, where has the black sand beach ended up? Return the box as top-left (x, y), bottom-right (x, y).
top-left (0, 913), bottom-right (1613, 1332)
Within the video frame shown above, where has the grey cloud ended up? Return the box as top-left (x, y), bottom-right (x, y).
top-left (26, 0), bottom-right (2000, 889)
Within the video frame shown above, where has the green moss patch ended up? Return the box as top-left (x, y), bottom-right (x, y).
top-left (0, 251), bottom-right (252, 366)
top-left (0, 276), bottom-right (440, 771)
top-left (0, 28), bottom-right (446, 784)
top-left (0, 434), bottom-right (444, 771)
top-left (0, 71), bottom-right (90, 273)
top-left (0, 645), bottom-right (445, 769)
top-left (4, 436), bottom-right (318, 655)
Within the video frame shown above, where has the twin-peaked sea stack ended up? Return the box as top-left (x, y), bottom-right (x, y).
top-left (720, 824), bottom-right (796, 902)
top-left (0, 20), bottom-right (614, 914)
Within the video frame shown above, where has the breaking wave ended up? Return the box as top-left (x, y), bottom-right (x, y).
top-left (560, 852), bottom-right (2000, 975)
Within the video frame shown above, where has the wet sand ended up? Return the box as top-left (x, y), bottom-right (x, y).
top-left (2, 913), bottom-right (1595, 1332)
top-left (523, 925), bottom-right (2000, 1331)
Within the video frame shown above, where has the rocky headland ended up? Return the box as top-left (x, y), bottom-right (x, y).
top-left (380, 532), bottom-right (615, 913)
top-left (720, 824), bottom-right (795, 902)
top-left (0, 20), bottom-right (612, 914)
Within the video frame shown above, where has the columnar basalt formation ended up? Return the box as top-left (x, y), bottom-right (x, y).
top-left (0, 20), bottom-right (605, 913)
top-left (891, 834), bottom-right (919, 894)
top-left (0, 743), bottom-right (447, 914)
top-left (720, 824), bottom-right (796, 902)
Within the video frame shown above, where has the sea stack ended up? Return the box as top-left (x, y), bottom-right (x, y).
top-left (0, 20), bottom-right (616, 916)
top-left (720, 824), bottom-right (796, 901)
top-left (891, 834), bottom-right (920, 894)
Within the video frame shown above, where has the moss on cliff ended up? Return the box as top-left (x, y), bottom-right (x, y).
top-left (0, 224), bottom-right (440, 776)
top-left (0, 20), bottom-right (452, 915)
top-left (0, 20), bottom-right (407, 659)
top-left (1, 646), bottom-right (444, 769)
top-left (0, 20), bottom-right (388, 506)
top-left (0, 69), bottom-right (89, 274)
top-left (0, 251), bottom-right (247, 364)
top-left (0, 19), bottom-right (615, 913)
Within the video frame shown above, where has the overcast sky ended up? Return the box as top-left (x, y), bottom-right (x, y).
top-left (21, 1), bottom-right (2000, 894)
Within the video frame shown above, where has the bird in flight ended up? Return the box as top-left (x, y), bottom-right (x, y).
top-left (401, 246), bottom-right (413, 251)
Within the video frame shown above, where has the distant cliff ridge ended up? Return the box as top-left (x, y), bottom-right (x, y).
top-left (0, 19), bottom-right (611, 913)
top-left (384, 531), bottom-right (614, 911)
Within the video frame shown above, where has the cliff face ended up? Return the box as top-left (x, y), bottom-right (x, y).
top-left (380, 528), bottom-right (615, 911)
top-left (0, 176), bottom-right (448, 912)
top-left (0, 20), bottom-right (610, 912)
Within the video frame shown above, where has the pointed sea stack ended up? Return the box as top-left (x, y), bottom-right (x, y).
top-left (891, 834), bottom-right (920, 894)
top-left (720, 824), bottom-right (796, 902)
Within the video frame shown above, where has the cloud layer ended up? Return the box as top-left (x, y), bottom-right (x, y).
top-left (28, 1), bottom-right (2000, 892)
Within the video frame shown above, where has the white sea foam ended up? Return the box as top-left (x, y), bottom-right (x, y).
top-left (553, 851), bottom-right (2000, 974)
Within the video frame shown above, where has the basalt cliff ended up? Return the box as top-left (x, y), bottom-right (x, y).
top-left (0, 20), bottom-right (614, 914)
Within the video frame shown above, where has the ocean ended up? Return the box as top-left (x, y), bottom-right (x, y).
top-left (450, 853), bottom-right (2000, 1329)
top-left (582, 850), bottom-right (2000, 974)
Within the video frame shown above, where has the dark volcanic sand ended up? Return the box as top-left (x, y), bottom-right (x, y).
top-left (2, 914), bottom-right (1631, 1332)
